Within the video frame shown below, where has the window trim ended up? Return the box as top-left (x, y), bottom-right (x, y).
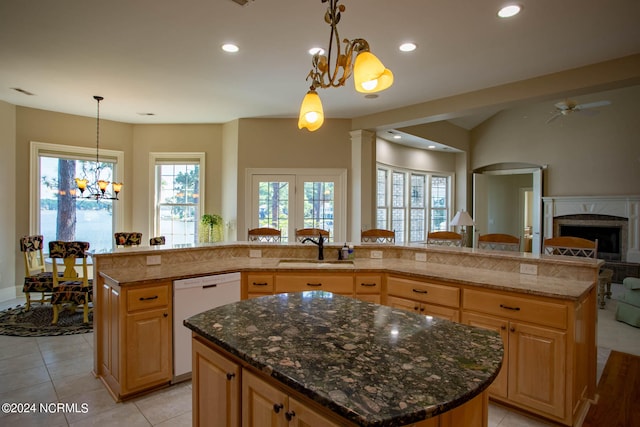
top-left (149, 152), bottom-right (205, 242)
top-left (30, 141), bottom-right (125, 235)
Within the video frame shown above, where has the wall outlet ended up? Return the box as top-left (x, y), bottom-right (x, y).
top-left (146, 255), bottom-right (161, 265)
top-left (520, 263), bottom-right (538, 275)
top-left (415, 252), bottom-right (427, 262)
top-left (249, 249), bottom-right (262, 258)
top-left (370, 250), bottom-right (383, 259)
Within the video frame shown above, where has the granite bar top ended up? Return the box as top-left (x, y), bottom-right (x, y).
top-left (184, 291), bottom-right (503, 427)
top-left (99, 256), bottom-right (595, 301)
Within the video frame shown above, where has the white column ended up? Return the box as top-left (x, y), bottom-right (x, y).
top-left (349, 130), bottom-right (375, 243)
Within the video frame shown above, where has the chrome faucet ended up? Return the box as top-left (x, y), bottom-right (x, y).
top-left (301, 233), bottom-right (324, 260)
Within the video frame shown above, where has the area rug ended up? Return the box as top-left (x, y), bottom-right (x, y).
top-left (583, 350), bottom-right (640, 427)
top-left (0, 304), bottom-right (93, 337)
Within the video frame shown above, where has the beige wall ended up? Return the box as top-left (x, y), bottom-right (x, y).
top-left (471, 85), bottom-right (640, 196)
top-left (0, 101), bottom-right (16, 299)
top-left (235, 118), bottom-right (352, 236)
top-left (376, 138), bottom-right (456, 173)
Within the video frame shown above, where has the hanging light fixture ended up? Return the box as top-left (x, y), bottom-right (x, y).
top-left (74, 96), bottom-right (122, 200)
top-left (298, 0), bottom-right (393, 131)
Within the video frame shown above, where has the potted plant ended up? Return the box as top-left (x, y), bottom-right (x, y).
top-left (199, 213), bottom-right (223, 243)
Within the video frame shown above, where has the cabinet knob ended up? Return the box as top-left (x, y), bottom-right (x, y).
top-left (226, 372), bottom-right (235, 380)
top-left (419, 306), bottom-right (425, 312)
top-left (273, 403), bottom-right (284, 413)
top-left (510, 327), bottom-right (516, 333)
top-left (163, 313), bottom-right (168, 317)
top-left (285, 410), bottom-right (296, 421)
top-left (414, 305), bottom-right (419, 311)
top-left (501, 325), bottom-right (507, 330)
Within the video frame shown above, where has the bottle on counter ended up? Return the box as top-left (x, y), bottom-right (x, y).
top-left (348, 244), bottom-right (355, 259)
top-left (341, 243), bottom-right (349, 260)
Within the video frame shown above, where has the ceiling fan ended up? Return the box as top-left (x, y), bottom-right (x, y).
top-left (546, 99), bottom-right (611, 124)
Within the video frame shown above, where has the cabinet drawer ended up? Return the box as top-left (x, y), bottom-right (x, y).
top-left (127, 284), bottom-right (170, 312)
top-left (246, 273), bottom-right (274, 293)
top-left (463, 289), bottom-right (567, 329)
top-left (387, 276), bottom-right (460, 308)
top-left (355, 274), bottom-right (382, 294)
top-left (276, 274), bottom-right (354, 294)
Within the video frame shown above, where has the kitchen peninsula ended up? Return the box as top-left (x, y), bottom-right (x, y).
top-left (184, 291), bottom-right (504, 426)
top-left (92, 242), bottom-right (601, 426)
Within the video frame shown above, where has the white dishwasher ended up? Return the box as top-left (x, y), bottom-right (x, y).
top-left (173, 272), bottom-right (241, 382)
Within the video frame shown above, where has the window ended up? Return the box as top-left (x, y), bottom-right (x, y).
top-left (376, 164), bottom-right (452, 242)
top-left (248, 169), bottom-right (346, 242)
top-left (151, 153), bottom-right (205, 246)
top-left (30, 142), bottom-right (124, 253)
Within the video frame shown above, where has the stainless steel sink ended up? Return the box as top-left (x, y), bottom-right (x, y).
top-left (277, 259), bottom-right (354, 268)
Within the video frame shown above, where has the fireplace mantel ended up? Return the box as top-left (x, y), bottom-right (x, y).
top-left (543, 195), bottom-right (640, 263)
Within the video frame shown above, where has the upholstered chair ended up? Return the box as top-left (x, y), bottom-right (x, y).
top-left (149, 236), bottom-right (166, 246)
top-left (616, 277), bottom-right (640, 327)
top-left (20, 235), bottom-right (58, 310)
top-left (49, 241), bottom-right (93, 324)
top-left (114, 232), bottom-right (142, 247)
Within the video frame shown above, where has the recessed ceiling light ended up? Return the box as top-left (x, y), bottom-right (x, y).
top-left (399, 42), bottom-right (417, 52)
top-left (498, 4), bottom-right (522, 18)
top-left (308, 47), bottom-right (325, 55)
top-left (393, 135), bottom-right (402, 140)
top-left (428, 145), bottom-right (436, 149)
top-left (221, 43), bottom-right (239, 53)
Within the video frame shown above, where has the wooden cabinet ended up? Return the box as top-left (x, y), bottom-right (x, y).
top-left (192, 338), bottom-right (240, 427)
top-left (386, 275), bottom-right (460, 322)
top-left (462, 289), bottom-right (568, 422)
top-left (275, 273), bottom-right (354, 296)
top-left (354, 274), bottom-right (382, 303)
top-left (96, 279), bottom-right (172, 400)
top-left (244, 273), bottom-right (274, 299)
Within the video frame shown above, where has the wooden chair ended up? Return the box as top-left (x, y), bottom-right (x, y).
top-left (149, 236), bottom-right (166, 246)
top-left (295, 228), bottom-right (329, 242)
top-left (114, 232), bottom-right (142, 247)
top-left (427, 231), bottom-right (463, 247)
top-left (247, 227), bottom-right (282, 242)
top-left (543, 236), bottom-right (613, 308)
top-left (48, 241), bottom-right (93, 324)
top-left (20, 234), bottom-right (57, 310)
top-left (478, 233), bottom-right (521, 252)
top-left (361, 229), bottom-right (395, 243)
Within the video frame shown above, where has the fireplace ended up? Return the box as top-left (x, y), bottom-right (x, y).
top-left (555, 215), bottom-right (625, 261)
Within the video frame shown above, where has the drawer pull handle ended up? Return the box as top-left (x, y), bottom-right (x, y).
top-left (202, 284), bottom-right (218, 289)
top-left (500, 304), bottom-right (520, 311)
top-left (306, 283), bottom-right (322, 287)
top-left (273, 403), bottom-right (284, 413)
top-left (252, 282), bottom-right (268, 286)
top-left (412, 288), bottom-right (428, 294)
top-left (360, 283), bottom-right (377, 287)
top-left (285, 410), bottom-right (296, 421)
top-left (226, 372), bottom-right (235, 380)
top-left (139, 296), bottom-right (159, 301)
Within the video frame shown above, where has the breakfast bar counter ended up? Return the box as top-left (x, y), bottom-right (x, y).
top-left (184, 291), bottom-right (504, 426)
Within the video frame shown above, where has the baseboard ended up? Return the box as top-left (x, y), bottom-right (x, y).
top-left (0, 285), bottom-right (19, 303)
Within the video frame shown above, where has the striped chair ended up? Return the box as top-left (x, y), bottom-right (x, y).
top-left (49, 241), bottom-right (93, 324)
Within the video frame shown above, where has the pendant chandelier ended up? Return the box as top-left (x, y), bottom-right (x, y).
top-left (298, 0), bottom-right (394, 131)
top-left (74, 96), bottom-right (122, 200)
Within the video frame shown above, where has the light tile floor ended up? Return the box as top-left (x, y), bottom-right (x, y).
top-left (1, 283), bottom-right (639, 427)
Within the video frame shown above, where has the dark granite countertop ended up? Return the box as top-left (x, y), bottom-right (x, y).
top-left (184, 291), bottom-right (503, 427)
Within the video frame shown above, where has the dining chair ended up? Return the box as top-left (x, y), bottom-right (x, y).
top-left (543, 236), bottom-right (613, 308)
top-left (361, 229), bottom-right (395, 243)
top-left (114, 232), bottom-right (142, 247)
top-left (478, 233), bottom-right (521, 252)
top-left (247, 227), bottom-right (282, 242)
top-left (294, 228), bottom-right (329, 242)
top-left (49, 240), bottom-right (93, 324)
top-left (20, 235), bottom-right (57, 310)
top-left (149, 236), bottom-right (166, 246)
top-left (426, 231), bottom-right (463, 247)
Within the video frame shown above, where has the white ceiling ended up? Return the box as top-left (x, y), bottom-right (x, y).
top-left (1, 0), bottom-right (639, 129)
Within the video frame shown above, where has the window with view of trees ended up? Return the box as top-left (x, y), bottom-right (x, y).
top-left (376, 164), bottom-right (452, 243)
top-left (153, 154), bottom-right (204, 246)
top-left (32, 142), bottom-right (124, 254)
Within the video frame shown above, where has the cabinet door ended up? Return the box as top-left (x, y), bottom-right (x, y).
top-left (287, 397), bottom-right (342, 427)
top-left (99, 282), bottom-right (120, 381)
top-left (125, 307), bottom-right (171, 391)
top-left (508, 322), bottom-right (566, 419)
top-left (461, 312), bottom-right (509, 399)
top-left (192, 339), bottom-right (240, 427)
top-left (243, 370), bottom-right (288, 427)
top-left (422, 303), bottom-right (459, 322)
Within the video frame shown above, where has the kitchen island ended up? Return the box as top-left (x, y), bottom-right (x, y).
top-left (184, 291), bottom-right (504, 427)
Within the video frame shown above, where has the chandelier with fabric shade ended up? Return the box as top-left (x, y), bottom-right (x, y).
top-left (298, 0), bottom-right (394, 131)
top-left (74, 96), bottom-right (122, 200)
